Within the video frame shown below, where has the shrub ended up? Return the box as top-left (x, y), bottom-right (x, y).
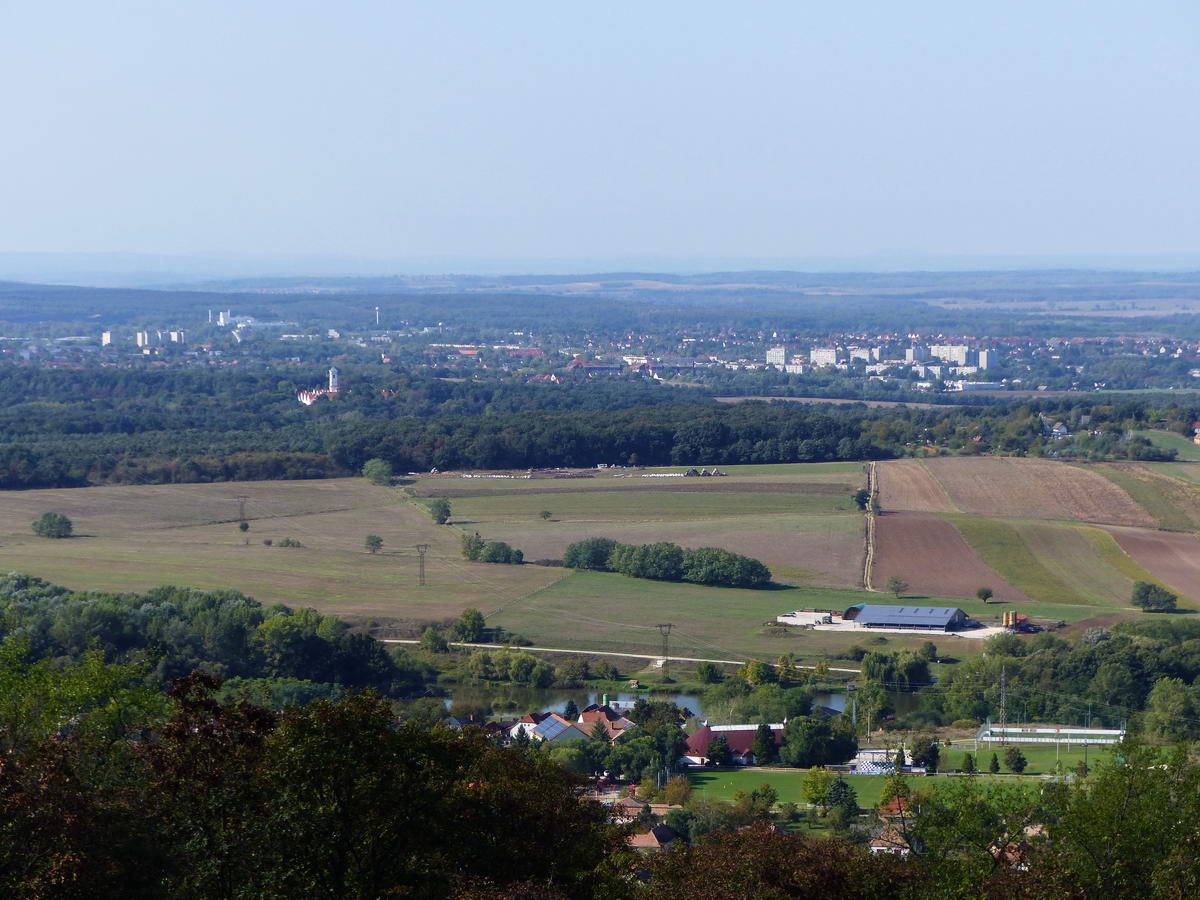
top-left (276, 538), bottom-right (304, 548)
top-left (480, 541), bottom-right (523, 564)
top-left (31, 512), bottom-right (73, 539)
top-left (361, 457), bottom-right (393, 485)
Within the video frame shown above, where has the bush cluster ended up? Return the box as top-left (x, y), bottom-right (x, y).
top-left (563, 537), bottom-right (771, 588)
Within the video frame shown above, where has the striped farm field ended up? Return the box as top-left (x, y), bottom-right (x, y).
top-left (872, 511), bottom-right (1027, 603)
top-left (942, 515), bottom-right (1162, 609)
top-left (1089, 463), bottom-right (1200, 531)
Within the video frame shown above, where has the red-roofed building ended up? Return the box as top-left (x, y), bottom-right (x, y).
top-left (627, 824), bottom-right (680, 852)
top-left (683, 723), bottom-right (785, 766)
top-left (577, 704), bottom-right (635, 743)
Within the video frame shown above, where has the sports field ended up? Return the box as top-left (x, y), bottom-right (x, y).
top-left (689, 767), bottom-right (1056, 809)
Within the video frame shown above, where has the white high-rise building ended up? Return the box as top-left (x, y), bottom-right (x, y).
top-left (101, 331), bottom-right (113, 346)
top-left (929, 344), bottom-right (973, 366)
top-left (169, 330), bottom-right (186, 343)
top-left (809, 347), bottom-right (842, 367)
top-left (135, 331), bottom-right (150, 347)
top-left (978, 349), bottom-right (994, 370)
top-left (905, 347), bottom-right (929, 363)
top-left (766, 346), bottom-right (788, 367)
top-left (328, 367), bottom-right (340, 393)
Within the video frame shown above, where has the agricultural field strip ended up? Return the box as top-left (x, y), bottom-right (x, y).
top-left (941, 514), bottom-right (1159, 610)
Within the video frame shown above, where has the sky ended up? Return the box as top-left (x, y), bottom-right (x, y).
top-left (1, 1), bottom-right (1198, 274)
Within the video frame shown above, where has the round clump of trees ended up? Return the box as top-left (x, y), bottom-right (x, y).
top-left (32, 512), bottom-right (73, 539)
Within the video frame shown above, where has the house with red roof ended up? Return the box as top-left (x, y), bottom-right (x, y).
top-left (683, 723), bottom-right (785, 766)
top-left (577, 704), bottom-right (636, 743)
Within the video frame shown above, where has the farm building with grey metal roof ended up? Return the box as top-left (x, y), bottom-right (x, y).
top-left (843, 604), bottom-right (968, 632)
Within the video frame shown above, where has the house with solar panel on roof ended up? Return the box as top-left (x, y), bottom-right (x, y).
top-left (508, 712), bottom-right (590, 744)
top-left (843, 603), bottom-right (969, 632)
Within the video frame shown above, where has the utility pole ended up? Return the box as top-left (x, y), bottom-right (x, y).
top-left (415, 544), bottom-right (429, 586)
top-left (999, 665), bottom-right (1008, 745)
top-left (374, 306), bottom-right (380, 326)
top-left (656, 623), bottom-right (673, 682)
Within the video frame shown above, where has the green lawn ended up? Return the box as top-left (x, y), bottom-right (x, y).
top-left (1146, 462), bottom-right (1200, 485)
top-left (1135, 430), bottom-right (1200, 462)
top-left (951, 742), bottom-right (1115, 775)
top-left (689, 767), bottom-right (1048, 808)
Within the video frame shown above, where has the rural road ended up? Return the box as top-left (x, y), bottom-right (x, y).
top-left (380, 639), bottom-right (861, 674)
top-left (862, 461), bottom-right (878, 591)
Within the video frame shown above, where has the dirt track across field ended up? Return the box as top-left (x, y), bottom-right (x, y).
top-left (872, 511), bottom-right (1029, 603)
top-left (1104, 526), bottom-right (1200, 603)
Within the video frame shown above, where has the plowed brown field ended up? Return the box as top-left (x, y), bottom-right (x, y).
top-left (876, 460), bottom-right (957, 512)
top-left (872, 511), bottom-right (1028, 603)
top-left (921, 457), bottom-right (1154, 526)
top-left (1104, 526), bottom-right (1200, 604)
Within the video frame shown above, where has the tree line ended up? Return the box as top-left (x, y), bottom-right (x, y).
top-left (563, 537), bottom-right (772, 588)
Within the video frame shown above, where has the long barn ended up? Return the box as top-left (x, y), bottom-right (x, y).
top-left (843, 604), bottom-right (968, 632)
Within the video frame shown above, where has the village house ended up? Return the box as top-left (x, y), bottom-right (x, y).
top-left (508, 712), bottom-right (590, 744)
top-left (576, 703), bottom-right (636, 743)
top-left (626, 824), bottom-right (680, 853)
top-left (683, 723), bottom-right (785, 766)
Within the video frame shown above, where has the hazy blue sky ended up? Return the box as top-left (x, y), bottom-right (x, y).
top-left (2, 1), bottom-right (1198, 270)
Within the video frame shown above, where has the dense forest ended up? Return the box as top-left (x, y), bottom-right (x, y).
top-left (0, 363), bottom-right (1196, 487)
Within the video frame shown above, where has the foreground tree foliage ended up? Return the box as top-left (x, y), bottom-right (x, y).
top-left (0, 673), bottom-right (632, 899)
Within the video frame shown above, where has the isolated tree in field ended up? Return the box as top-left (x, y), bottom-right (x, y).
top-left (539, 510), bottom-right (552, 520)
top-left (31, 512), bottom-right (73, 539)
top-left (428, 498), bottom-right (451, 525)
top-left (361, 457), bottom-right (393, 485)
top-left (1131, 580), bottom-right (1177, 612)
top-left (989, 752), bottom-right (1000, 774)
top-left (961, 752), bottom-right (976, 774)
top-left (364, 535), bottom-right (383, 554)
top-left (887, 575), bottom-right (908, 598)
top-left (976, 586), bottom-right (994, 604)
top-left (1003, 745), bottom-right (1027, 773)
top-left (852, 488), bottom-right (870, 510)
top-left (802, 767), bottom-right (834, 812)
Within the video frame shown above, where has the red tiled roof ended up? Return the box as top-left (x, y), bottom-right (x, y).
top-left (685, 724), bottom-right (784, 757)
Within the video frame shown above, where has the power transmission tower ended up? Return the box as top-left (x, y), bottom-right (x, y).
top-left (235, 495), bottom-right (248, 524)
top-left (999, 665), bottom-right (1008, 745)
top-left (415, 544), bottom-right (429, 586)
top-left (656, 623), bottom-right (673, 682)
